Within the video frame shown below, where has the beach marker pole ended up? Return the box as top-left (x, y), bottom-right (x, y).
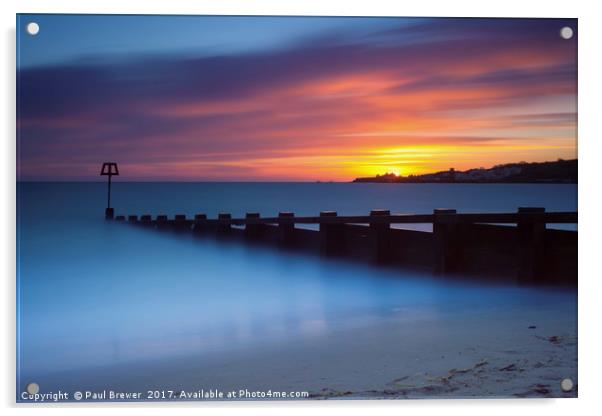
top-left (100, 162), bottom-right (119, 219)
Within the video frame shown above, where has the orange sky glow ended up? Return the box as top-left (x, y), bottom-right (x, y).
top-left (17, 17), bottom-right (577, 181)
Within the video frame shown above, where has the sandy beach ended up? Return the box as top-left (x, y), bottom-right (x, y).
top-left (30, 293), bottom-right (577, 400)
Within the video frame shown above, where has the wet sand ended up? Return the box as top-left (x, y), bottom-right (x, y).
top-left (29, 299), bottom-right (577, 400)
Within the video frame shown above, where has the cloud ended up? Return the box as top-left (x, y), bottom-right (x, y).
top-left (17, 18), bottom-right (577, 180)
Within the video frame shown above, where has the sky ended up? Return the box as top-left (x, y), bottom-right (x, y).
top-left (16, 15), bottom-right (577, 181)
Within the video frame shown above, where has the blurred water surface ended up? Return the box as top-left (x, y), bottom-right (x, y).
top-left (17, 182), bottom-right (577, 386)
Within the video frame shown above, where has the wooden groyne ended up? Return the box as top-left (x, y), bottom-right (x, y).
top-left (110, 208), bottom-right (577, 285)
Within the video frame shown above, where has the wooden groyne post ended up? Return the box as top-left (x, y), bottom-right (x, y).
top-left (433, 208), bottom-right (460, 274)
top-left (278, 212), bottom-right (296, 246)
top-left (193, 214), bottom-right (208, 233)
top-left (173, 214), bottom-right (189, 231)
top-left (369, 209), bottom-right (391, 263)
top-left (319, 211), bottom-right (345, 256)
top-left (156, 214), bottom-right (168, 229)
top-left (517, 207), bottom-right (546, 283)
top-left (245, 213), bottom-right (264, 239)
top-left (217, 213), bottom-right (232, 233)
top-left (112, 208), bottom-right (577, 285)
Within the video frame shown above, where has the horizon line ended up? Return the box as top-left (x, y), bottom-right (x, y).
top-left (15, 157), bottom-right (578, 183)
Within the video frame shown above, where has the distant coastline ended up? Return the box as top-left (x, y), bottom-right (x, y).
top-left (353, 159), bottom-right (577, 184)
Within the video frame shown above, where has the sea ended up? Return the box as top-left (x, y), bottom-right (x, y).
top-left (16, 182), bottom-right (577, 397)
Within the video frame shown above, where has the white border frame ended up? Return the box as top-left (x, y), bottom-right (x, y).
top-left (3, 1), bottom-right (600, 415)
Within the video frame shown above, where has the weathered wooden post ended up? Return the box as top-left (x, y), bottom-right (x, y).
top-left (173, 214), bottom-right (189, 231)
top-left (278, 212), bottom-right (295, 246)
top-left (244, 213), bottom-right (263, 239)
top-left (517, 207), bottom-right (546, 284)
top-left (115, 215), bottom-right (125, 221)
top-left (217, 213), bottom-right (232, 233)
top-left (127, 215), bottom-right (138, 223)
top-left (433, 208), bottom-right (459, 274)
top-left (140, 214), bottom-right (152, 226)
top-left (193, 214), bottom-right (208, 234)
top-left (369, 209), bottom-right (391, 263)
top-left (320, 211), bottom-right (345, 256)
top-left (156, 214), bottom-right (168, 229)
top-left (100, 162), bottom-right (119, 219)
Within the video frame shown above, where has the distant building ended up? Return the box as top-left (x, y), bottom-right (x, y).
top-left (352, 159), bottom-right (575, 184)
